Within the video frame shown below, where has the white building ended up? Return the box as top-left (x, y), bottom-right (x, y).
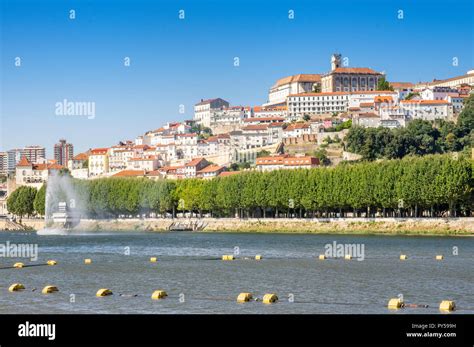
top-left (400, 100), bottom-right (454, 121)
top-left (429, 70), bottom-right (474, 88)
top-left (283, 123), bottom-right (311, 138)
top-left (15, 156), bottom-right (63, 189)
top-left (348, 91), bottom-right (398, 108)
top-left (256, 154), bottom-right (319, 172)
top-left (420, 86), bottom-right (459, 101)
top-left (108, 147), bottom-right (134, 172)
top-left (194, 98), bottom-right (229, 128)
top-left (253, 106), bottom-right (288, 119)
top-left (390, 82), bottom-right (415, 100)
top-left (264, 74), bottom-right (321, 107)
top-left (287, 92), bottom-right (350, 120)
top-left (88, 148), bottom-right (109, 177)
top-left (210, 106), bottom-right (251, 126)
top-left (126, 156), bottom-right (159, 171)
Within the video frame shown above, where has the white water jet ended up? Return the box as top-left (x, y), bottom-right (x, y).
top-left (38, 171), bottom-right (88, 234)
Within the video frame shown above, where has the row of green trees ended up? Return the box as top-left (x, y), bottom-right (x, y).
top-left (6, 185), bottom-right (45, 221)
top-left (6, 154), bottom-right (473, 220)
top-left (25, 154), bottom-right (472, 220)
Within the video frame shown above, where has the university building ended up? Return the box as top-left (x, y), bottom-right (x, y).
top-left (321, 54), bottom-right (383, 92)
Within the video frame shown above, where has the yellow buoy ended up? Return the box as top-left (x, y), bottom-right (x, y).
top-left (435, 255), bottom-right (444, 260)
top-left (222, 255), bottom-right (234, 261)
top-left (13, 262), bottom-right (24, 268)
top-left (439, 300), bottom-right (455, 312)
top-left (237, 293), bottom-right (253, 303)
top-left (400, 255), bottom-right (408, 260)
top-left (42, 286), bottom-right (59, 294)
top-left (344, 254), bottom-right (352, 260)
top-left (96, 288), bottom-right (113, 297)
top-left (151, 290), bottom-right (168, 300)
top-left (387, 298), bottom-right (404, 310)
top-left (84, 259), bottom-right (92, 264)
top-left (150, 257), bottom-right (157, 262)
top-left (47, 260), bottom-right (57, 266)
top-left (8, 283), bottom-right (25, 292)
top-left (262, 293), bottom-right (278, 304)
top-left (255, 255), bottom-right (262, 260)
top-left (318, 254), bottom-right (326, 260)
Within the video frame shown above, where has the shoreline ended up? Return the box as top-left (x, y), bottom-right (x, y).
top-left (1, 217), bottom-right (473, 236)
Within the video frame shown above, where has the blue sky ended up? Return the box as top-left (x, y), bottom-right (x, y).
top-left (1, 0), bottom-right (473, 155)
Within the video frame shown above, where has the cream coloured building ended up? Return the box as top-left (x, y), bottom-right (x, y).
top-left (321, 54), bottom-right (383, 92)
top-left (287, 92), bottom-right (350, 120)
top-left (194, 98), bottom-right (229, 128)
top-left (264, 74), bottom-right (321, 107)
top-left (88, 148), bottom-right (109, 177)
top-left (429, 70), bottom-right (474, 88)
top-left (400, 100), bottom-right (454, 121)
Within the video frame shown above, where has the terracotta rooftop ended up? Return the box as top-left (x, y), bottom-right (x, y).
top-left (331, 67), bottom-right (381, 75)
top-left (273, 74), bottom-right (322, 88)
top-left (17, 156), bottom-right (32, 167)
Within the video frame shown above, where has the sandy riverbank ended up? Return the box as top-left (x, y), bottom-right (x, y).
top-left (2, 217), bottom-right (472, 236)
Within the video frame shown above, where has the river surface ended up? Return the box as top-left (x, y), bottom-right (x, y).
top-left (0, 231), bottom-right (472, 314)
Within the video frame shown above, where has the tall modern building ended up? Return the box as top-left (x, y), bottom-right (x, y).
top-left (54, 139), bottom-right (74, 166)
top-left (0, 152), bottom-right (7, 175)
top-left (21, 145), bottom-right (46, 164)
top-left (6, 148), bottom-right (22, 173)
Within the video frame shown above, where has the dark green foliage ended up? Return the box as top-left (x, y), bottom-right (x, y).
top-left (376, 76), bottom-right (394, 91)
top-left (7, 186), bottom-right (37, 220)
top-left (34, 184), bottom-right (46, 216)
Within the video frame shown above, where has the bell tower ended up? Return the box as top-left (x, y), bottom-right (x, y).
top-left (331, 53), bottom-right (342, 71)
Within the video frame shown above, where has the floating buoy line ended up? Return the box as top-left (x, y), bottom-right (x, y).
top-left (0, 255), bottom-right (470, 311)
top-left (3, 282), bottom-right (470, 311)
top-left (0, 253), bottom-right (462, 270)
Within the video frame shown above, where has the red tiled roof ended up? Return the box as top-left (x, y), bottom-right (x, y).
top-left (331, 67), bottom-right (381, 75)
top-left (284, 123), bottom-right (310, 131)
top-left (146, 170), bottom-right (162, 177)
top-left (186, 157), bottom-right (206, 167)
top-left (273, 74), bottom-right (321, 88)
top-left (17, 156), bottom-right (32, 167)
top-left (91, 148), bottom-right (108, 155)
top-left (374, 96), bottom-right (393, 103)
top-left (197, 164), bottom-right (223, 174)
top-left (390, 82), bottom-right (414, 89)
top-left (73, 153), bottom-right (89, 161)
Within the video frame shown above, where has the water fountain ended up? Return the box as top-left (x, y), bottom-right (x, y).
top-left (38, 171), bottom-right (86, 234)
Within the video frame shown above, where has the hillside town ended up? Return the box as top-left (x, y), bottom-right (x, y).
top-left (1, 53), bottom-right (473, 215)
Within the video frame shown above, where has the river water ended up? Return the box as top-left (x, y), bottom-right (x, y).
top-left (0, 231), bottom-right (472, 314)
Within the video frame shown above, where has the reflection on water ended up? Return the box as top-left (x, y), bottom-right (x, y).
top-left (0, 231), bottom-right (472, 314)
